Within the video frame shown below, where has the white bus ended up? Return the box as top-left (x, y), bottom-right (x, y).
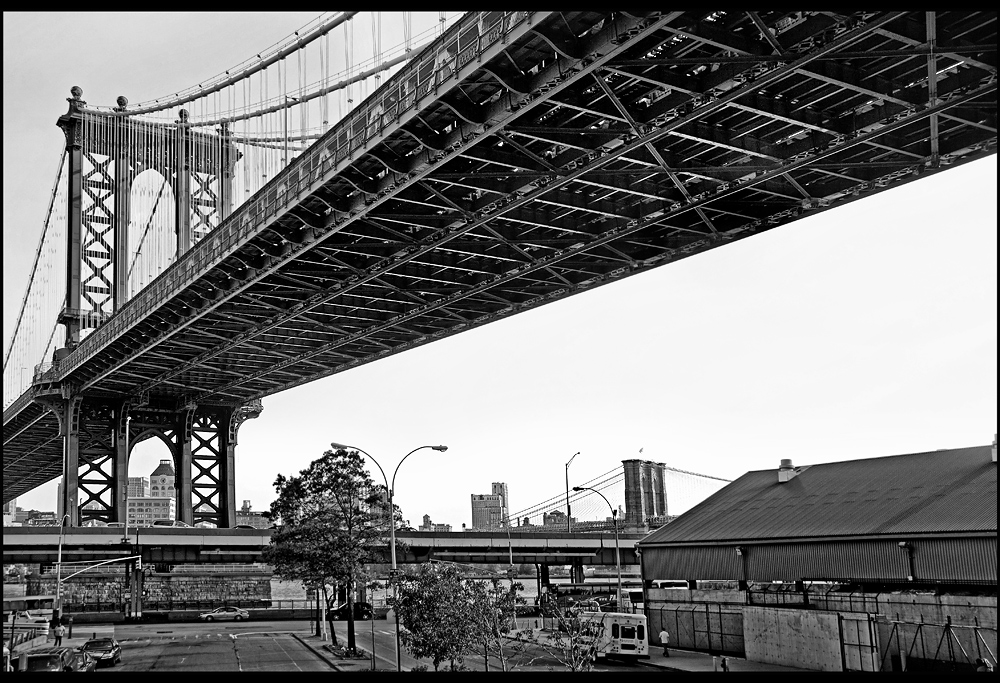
top-left (578, 611), bottom-right (648, 660)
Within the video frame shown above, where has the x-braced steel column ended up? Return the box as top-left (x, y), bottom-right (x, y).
top-left (76, 402), bottom-right (118, 525)
top-left (186, 402), bottom-right (260, 528)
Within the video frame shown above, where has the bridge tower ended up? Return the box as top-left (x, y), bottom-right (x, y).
top-left (622, 459), bottom-right (668, 529)
top-left (36, 88), bottom-right (252, 528)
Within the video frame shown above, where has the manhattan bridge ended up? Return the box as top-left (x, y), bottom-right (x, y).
top-left (3, 11), bottom-right (996, 529)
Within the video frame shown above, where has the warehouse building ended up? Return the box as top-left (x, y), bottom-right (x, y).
top-left (637, 439), bottom-right (997, 672)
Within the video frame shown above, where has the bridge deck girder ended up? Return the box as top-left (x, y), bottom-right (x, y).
top-left (5, 10), bottom-right (996, 503)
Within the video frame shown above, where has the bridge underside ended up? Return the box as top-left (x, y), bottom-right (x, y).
top-left (5, 11), bottom-right (997, 503)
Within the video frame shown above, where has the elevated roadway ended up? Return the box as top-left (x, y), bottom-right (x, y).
top-left (1, 526), bottom-right (644, 566)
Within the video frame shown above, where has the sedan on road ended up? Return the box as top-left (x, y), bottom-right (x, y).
top-left (80, 638), bottom-right (122, 667)
top-left (199, 606), bottom-right (250, 621)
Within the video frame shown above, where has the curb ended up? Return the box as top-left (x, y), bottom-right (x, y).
top-left (290, 633), bottom-right (344, 671)
top-left (637, 658), bottom-right (688, 673)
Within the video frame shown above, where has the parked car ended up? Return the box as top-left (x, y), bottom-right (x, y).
top-left (71, 649), bottom-right (97, 672)
top-left (234, 524), bottom-right (257, 529)
top-left (79, 637), bottom-right (122, 666)
top-left (326, 602), bottom-right (373, 621)
top-left (106, 522), bottom-right (126, 528)
top-left (152, 519), bottom-right (192, 528)
top-left (22, 647), bottom-right (78, 671)
top-left (199, 606), bottom-right (250, 621)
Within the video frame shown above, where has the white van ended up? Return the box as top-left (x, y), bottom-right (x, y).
top-left (578, 611), bottom-right (649, 660)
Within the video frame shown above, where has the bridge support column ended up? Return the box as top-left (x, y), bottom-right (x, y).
top-left (571, 559), bottom-right (585, 585)
top-left (56, 89), bottom-right (85, 346)
top-left (57, 397), bottom-right (83, 526)
top-left (175, 110), bottom-right (192, 256)
top-left (177, 407), bottom-right (196, 526)
top-left (112, 102), bottom-right (133, 311)
top-left (539, 563), bottom-right (551, 590)
top-left (113, 402), bottom-right (131, 524)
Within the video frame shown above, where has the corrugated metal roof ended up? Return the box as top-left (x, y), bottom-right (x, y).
top-left (640, 445), bottom-right (997, 546)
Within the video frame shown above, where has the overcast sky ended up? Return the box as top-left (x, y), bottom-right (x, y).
top-left (4, 13), bottom-right (997, 528)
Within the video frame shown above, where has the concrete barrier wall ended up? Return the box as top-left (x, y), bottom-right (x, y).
top-left (270, 578), bottom-right (308, 601)
top-left (28, 572), bottom-right (272, 606)
top-left (880, 594), bottom-right (997, 629)
top-left (647, 588), bottom-right (744, 604)
top-left (743, 605), bottom-right (845, 671)
top-left (647, 590), bottom-right (997, 672)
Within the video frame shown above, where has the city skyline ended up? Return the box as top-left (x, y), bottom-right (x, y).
top-left (3, 13), bottom-right (997, 530)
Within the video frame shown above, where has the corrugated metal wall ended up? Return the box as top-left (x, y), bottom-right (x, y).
top-left (642, 535), bottom-right (996, 584)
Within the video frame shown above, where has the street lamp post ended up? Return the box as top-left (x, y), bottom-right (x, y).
top-left (330, 442), bottom-right (448, 672)
top-left (54, 513), bottom-right (71, 623)
top-left (565, 452), bottom-right (580, 533)
top-left (122, 415), bottom-right (131, 543)
top-left (502, 514), bottom-right (517, 630)
top-left (572, 487), bottom-right (623, 612)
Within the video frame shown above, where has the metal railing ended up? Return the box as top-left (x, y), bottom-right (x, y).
top-left (171, 564), bottom-right (270, 573)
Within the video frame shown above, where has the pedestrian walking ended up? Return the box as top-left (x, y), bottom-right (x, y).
top-left (720, 656), bottom-right (730, 672)
top-left (658, 628), bottom-right (670, 656)
top-left (53, 623), bottom-right (66, 646)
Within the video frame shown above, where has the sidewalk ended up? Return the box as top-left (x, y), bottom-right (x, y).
top-left (641, 647), bottom-right (813, 673)
top-left (13, 624), bottom-right (116, 656)
top-left (291, 632), bottom-right (392, 672)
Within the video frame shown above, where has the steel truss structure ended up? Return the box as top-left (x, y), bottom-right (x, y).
top-left (4, 11), bottom-right (997, 516)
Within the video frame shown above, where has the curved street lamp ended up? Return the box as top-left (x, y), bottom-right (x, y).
top-left (572, 486), bottom-right (623, 612)
top-left (330, 442), bottom-right (448, 672)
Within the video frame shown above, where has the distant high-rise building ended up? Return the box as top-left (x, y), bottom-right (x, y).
top-left (128, 477), bottom-right (150, 498)
top-left (149, 459), bottom-right (175, 501)
top-left (2, 498), bottom-right (17, 526)
top-left (491, 482), bottom-right (509, 523)
top-left (470, 493), bottom-right (504, 529)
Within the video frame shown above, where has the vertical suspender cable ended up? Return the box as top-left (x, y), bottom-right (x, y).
top-left (324, 28), bottom-right (330, 127)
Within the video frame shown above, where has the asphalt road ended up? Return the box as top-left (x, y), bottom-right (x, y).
top-left (104, 621), bottom-right (330, 672)
top-left (78, 619), bottom-right (650, 672)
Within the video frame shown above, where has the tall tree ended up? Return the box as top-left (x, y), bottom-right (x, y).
top-left (264, 447), bottom-right (394, 652)
top-left (389, 563), bottom-right (480, 671)
top-left (467, 575), bottom-right (530, 671)
top-left (522, 605), bottom-right (610, 671)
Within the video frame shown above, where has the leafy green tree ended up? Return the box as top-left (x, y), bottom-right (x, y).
top-left (467, 575), bottom-right (530, 671)
top-left (264, 447), bottom-right (394, 653)
top-left (388, 564), bottom-right (481, 671)
top-left (522, 605), bottom-right (610, 671)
